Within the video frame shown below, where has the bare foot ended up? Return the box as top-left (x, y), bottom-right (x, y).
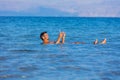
top-left (101, 38), bottom-right (106, 44)
top-left (93, 39), bottom-right (98, 44)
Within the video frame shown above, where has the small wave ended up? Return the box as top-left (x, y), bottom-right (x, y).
top-left (100, 77), bottom-right (112, 80)
top-left (35, 54), bottom-right (68, 59)
top-left (47, 54), bottom-right (68, 58)
top-left (19, 66), bottom-right (38, 72)
top-left (57, 65), bottom-right (91, 71)
top-left (0, 56), bottom-right (8, 61)
top-left (99, 70), bottom-right (120, 77)
top-left (110, 71), bottom-right (120, 76)
top-left (0, 74), bottom-right (28, 79)
top-left (0, 33), bottom-right (7, 37)
top-left (60, 59), bottom-right (75, 62)
top-left (10, 49), bottom-right (39, 53)
top-left (107, 60), bottom-right (120, 65)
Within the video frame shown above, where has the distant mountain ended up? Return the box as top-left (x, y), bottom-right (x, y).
top-left (0, 7), bottom-right (75, 16)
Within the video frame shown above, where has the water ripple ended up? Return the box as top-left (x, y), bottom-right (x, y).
top-left (19, 66), bottom-right (39, 72)
top-left (56, 65), bottom-right (91, 72)
top-left (9, 49), bottom-right (39, 53)
top-left (0, 74), bottom-right (28, 79)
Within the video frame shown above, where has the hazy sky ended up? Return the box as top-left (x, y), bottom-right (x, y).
top-left (0, 0), bottom-right (120, 17)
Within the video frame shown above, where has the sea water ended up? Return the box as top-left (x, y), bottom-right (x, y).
top-left (0, 17), bottom-right (120, 80)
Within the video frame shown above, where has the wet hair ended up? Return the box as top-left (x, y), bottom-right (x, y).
top-left (40, 31), bottom-right (47, 40)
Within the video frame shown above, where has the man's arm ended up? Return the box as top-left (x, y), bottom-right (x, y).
top-left (62, 32), bottom-right (65, 44)
top-left (55, 32), bottom-right (65, 44)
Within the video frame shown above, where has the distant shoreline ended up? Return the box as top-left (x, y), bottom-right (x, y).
top-left (0, 16), bottom-right (120, 18)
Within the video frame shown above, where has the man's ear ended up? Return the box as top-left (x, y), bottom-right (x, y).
top-left (42, 36), bottom-right (45, 40)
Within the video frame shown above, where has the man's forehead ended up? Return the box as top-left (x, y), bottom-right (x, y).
top-left (44, 33), bottom-right (48, 35)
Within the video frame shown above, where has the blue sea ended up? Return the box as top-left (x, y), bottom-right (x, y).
top-left (0, 17), bottom-right (120, 80)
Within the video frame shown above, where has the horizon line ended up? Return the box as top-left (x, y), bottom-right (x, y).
top-left (0, 16), bottom-right (120, 18)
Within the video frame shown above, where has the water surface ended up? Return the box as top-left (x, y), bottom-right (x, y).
top-left (0, 17), bottom-right (120, 80)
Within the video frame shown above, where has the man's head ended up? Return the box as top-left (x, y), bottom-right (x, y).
top-left (40, 32), bottom-right (49, 41)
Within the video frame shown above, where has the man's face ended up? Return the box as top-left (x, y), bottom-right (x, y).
top-left (42, 33), bottom-right (49, 40)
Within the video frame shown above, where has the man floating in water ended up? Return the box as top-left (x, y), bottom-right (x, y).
top-left (40, 31), bottom-right (65, 44)
top-left (40, 31), bottom-right (106, 44)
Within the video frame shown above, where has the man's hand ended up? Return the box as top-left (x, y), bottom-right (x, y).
top-left (59, 32), bottom-right (64, 38)
top-left (56, 32), bottom-right (66, 44)
top-left (62, 32), bottom-right (66, 43)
